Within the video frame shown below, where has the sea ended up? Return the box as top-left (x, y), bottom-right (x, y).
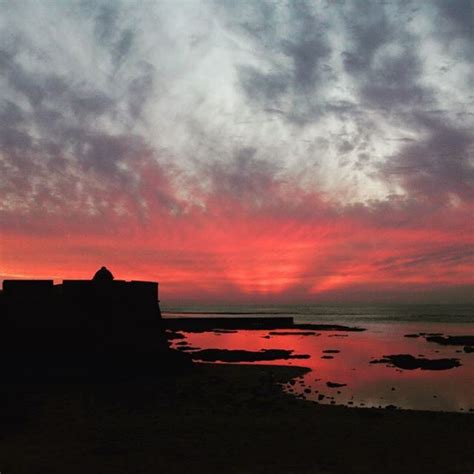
top-left (162, 303), bottom-right (474, 413)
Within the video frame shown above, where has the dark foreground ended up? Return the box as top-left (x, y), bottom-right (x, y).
top-left (1, 362), bottom-right (473, 474)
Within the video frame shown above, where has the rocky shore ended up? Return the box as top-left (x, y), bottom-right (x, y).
top-left (0, 358), bottom-right (472, 474)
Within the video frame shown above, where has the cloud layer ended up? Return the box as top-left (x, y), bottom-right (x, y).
top-left (0, 0), bottom-right (473, 302)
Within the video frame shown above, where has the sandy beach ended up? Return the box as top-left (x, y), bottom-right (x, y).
top-left (1, 359), bottom-right (473, 474)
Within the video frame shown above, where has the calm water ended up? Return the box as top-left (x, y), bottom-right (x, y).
top-left (163, 304), bottom-right (474, 413)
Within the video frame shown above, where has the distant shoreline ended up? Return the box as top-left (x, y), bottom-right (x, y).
top-left (163, 310), bottom-right (291, 315)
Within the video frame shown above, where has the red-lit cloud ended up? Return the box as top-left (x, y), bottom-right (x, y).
top-left (1, 166), bottom-right (472, 302)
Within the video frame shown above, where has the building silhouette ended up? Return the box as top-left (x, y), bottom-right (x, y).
top-left (0, 268), bottom-right (179, 377)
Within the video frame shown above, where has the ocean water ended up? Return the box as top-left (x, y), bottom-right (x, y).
top-left (162, 303), bottom-right (474, 324)
top-left (163, 304), bottom-right (474, 413)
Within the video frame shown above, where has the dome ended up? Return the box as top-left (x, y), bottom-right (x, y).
top-left (92, 266), bottom-right (114, 282)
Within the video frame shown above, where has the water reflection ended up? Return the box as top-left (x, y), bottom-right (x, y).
top-left (170, 322), bottom-right (474, 413)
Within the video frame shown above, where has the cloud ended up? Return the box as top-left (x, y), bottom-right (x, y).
top-left (380, 114), bottom-right (474, 203)
top-left (0, 0), bottom-right (472, 301)
top-left (434, 0), bottom-right (474, 51)
top-left (219, 0), bottom-right (333, 123)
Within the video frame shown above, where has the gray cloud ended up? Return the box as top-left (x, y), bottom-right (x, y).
top-left (381, 114), bottom-right (474, 202)
top-left (0, 0), bottom-right (472, 231)
top-left (341, 2), bottom-right (431, 110)
top-left (93, 2), bottom-right (120, 42)
top-left (203, 146), bottom-right (283, 210)
top-left (435, 0), bottom-right (474, 45)
top-left (219, 0), bottom-right (332, 123)
top-left (0, 8), bottom-right (170, 226)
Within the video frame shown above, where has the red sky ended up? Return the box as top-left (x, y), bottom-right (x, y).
top-left (2, 179), bottom-right (472, 303)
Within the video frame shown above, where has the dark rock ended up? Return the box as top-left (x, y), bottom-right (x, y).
top-left (321, 355), bottom-right (334, 360)
top-left (426, 335), bottom-right (474, 346)
top-left (268, 331), bottom-right (320, 336)
top-left (326, 381), bottom-right (347, 388)
top-left (464, 346), bottom-right (474, 353)
top-left (294, 323), bottom-right (365, 332)
top-left (322, 350), bottom-right (340, 354)
top-left (370, 354), bottom-right (461, 371)
top-left (165, 317), bottom-right (295, 331)
top-left (166, 317), bottom-right (365, 332)
top-left (189, 348), bottom-right (310, 363)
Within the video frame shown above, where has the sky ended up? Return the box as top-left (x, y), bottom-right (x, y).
top-left (0, 0), bottom-right (473, 303)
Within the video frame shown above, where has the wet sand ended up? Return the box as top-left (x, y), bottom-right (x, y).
top-left (1, 361), bottom-right (473, 474)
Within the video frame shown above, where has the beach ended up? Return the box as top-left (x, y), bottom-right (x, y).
top-left (1, 360), bottom-right (473, 474)
top-left (1, 303), bottom-right (473, 473)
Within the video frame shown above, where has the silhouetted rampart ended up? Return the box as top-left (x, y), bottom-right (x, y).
top-left (1, 279), bottom-right (162, 330)
top-left (0, 274), bottom-right (188, 377)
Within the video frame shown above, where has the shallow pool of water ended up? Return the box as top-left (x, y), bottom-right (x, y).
top-left (170, 322), bottom-right (474, 412)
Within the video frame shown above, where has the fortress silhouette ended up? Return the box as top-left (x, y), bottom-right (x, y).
top-left (0, 268), bottom-right (183, 378)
